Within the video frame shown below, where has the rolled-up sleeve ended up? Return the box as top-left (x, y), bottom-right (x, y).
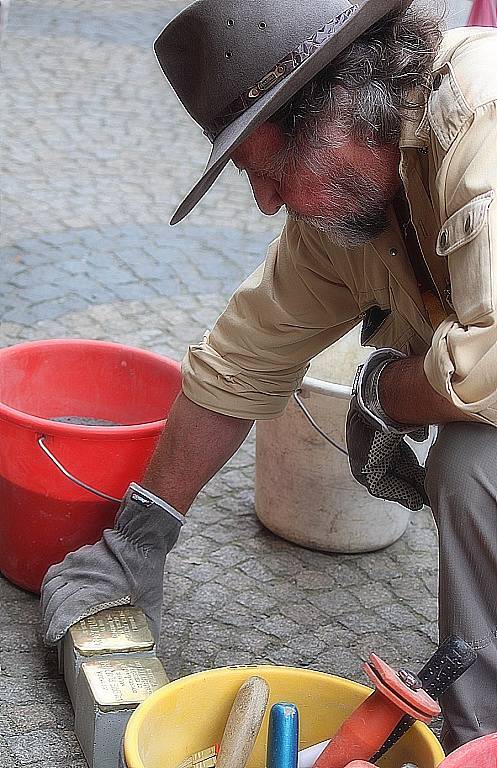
top-left (182, 219), bottom-right (360, 419)
top-left (424, 101), bottom-right (497, 424)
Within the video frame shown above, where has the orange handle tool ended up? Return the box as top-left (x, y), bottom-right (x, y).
top-left (313, 654), bottom-right (440, 768)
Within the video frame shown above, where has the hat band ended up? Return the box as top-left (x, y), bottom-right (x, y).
top-left (204, 4), bottom-right (358, 142)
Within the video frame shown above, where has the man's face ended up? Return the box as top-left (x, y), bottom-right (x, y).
top-left (231, 122), bottom-right (402, 248)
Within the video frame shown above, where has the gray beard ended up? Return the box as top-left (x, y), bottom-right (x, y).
top-left (285, 151), bottom-right (396, 248)
top-left (287, 203), bottom-right (391, 249)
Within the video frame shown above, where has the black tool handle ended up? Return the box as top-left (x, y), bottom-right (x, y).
top-left (371, 636), bottom-right (477, 763)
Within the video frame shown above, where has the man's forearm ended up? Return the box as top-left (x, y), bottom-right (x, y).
top-left (379, 355), bottom-right (476, 426)
top-left (142, 392), bottom-right (254, 514)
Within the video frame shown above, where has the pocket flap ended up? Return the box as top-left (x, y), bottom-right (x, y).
top-left (436, 190), bottom-right (495, 257)
top-left (360, 305), bottom-right (391, 346)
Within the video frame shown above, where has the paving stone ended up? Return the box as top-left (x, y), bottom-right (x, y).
top-left (0, 703), bottom-right (58, 735)
top-left (213, 650), bottom-right (255, 667)
top-left (214, 569), bottom-right (259, 596)
top-left (217, 607), bottom-right (262, 630)
top-left (285, 633), bottom-right (326, 660)
top-left (375, 601), bottom-right (426, 629)
top-left (259, 615), bottom-right (301, 640)
top-left (337, 610), bottom-right (390, 636)
top-left (0, 739), bottom-right (21, 768)
top-left (0, 649), bottom-right (58, 679)
top-left (348, 581), bottom-right (397, 609)
top-left (279, 601), bottom-right (335, 629)
top-left (350, 632), bottom-right (406, 668)
top-left (314, 646), bottom-right (364, 682)
top-left (235, 589), bottom-right (278, 613)
top-left (306, 589), bottom-right (363, 618)
top-left (6, 729), bottom-right (79, 765)
top-left (209, 544), bottom-right (250, 568)
top-left (314, 623), bottom-right (357, 648)
top-left (192, 582), bottom-right (233, 608)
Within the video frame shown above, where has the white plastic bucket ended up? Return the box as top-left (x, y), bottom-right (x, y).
top-left (255, 328), bottom-right (411, 553)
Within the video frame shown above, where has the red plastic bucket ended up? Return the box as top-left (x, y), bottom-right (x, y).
top-left (0, 339), bottom-right (181, 592)
top-left (440, 733), bottom-right (497, 767)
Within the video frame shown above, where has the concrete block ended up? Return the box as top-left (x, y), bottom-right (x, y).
top-left (57, 640), bottom-right (64, 675)
top-left (75, 656), bottom-right (169, 768)
top-left (63, 606), bottom-right (155, 706)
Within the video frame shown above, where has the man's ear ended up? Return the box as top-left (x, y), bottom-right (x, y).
top-left (231, 121), bottom-right (287, 172)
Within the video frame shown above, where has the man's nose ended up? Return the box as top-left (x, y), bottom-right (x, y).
top-left (248, 174), bottom-right (284, 215)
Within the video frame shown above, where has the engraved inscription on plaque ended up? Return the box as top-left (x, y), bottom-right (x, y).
top-left (82, 658), bottom-right (168, 710)
top-left (69, 607), bottom-right (155, 654)
top-left (178, 746), bottom-right (218, 768)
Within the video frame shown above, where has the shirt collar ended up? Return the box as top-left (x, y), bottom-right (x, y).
top-left (399, 88), bottom-right (430, 149)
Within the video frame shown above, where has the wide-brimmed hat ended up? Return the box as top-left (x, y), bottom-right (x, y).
top-left (154, 0), bottom-right (413, 225)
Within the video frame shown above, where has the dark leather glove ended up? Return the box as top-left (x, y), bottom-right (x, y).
top-left (41, 483), bottom-right (184, 646)
top-left (346, 397), bottom-right (429, 511)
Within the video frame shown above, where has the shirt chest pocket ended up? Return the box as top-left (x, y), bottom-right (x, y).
top-left (437, 190), bottom-right (495, 325)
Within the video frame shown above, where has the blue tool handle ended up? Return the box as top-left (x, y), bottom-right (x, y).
top-left (267, 703), bottom-right (299, 768)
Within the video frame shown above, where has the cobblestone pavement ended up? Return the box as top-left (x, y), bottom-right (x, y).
top-left (0, 1), bottom-right (472, 765)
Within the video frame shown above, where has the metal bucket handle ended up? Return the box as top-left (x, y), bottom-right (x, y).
top-left (38, 435), bottom-right (121, 503)
top-left (294, 376), bottom-right (352, 457)
top-left (37, 375), bottom-right (351, 499)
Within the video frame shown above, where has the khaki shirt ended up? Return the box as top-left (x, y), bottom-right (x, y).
top-left (183, 27), bottom-right (497, 425)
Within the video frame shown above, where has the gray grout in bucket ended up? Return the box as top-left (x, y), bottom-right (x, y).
top-left (49, 417), bottom-right (123, 426)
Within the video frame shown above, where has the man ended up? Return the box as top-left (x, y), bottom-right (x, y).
top-left (41, 0), bottom-right (497, 753)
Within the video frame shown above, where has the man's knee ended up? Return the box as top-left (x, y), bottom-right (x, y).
top-left (426, 422), bottom-right (497, 514)
top-left (425, 424), bottom-right (464, 499)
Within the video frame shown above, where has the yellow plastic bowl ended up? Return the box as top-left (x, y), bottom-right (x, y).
top-left (123, 665), bottom-right (445, 768)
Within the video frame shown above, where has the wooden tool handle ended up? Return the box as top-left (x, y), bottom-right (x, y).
top-left (217, 676), bottom-right (270, 768)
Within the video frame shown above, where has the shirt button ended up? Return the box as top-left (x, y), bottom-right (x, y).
top-left (389, 247), bottom-right (398, 257)
top-left (440, 230), bottom-right (448, 249)
top-left (432, 73), bottom-right (443, 90)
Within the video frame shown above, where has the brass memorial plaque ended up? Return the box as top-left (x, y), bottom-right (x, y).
top-left (82, 658), bottom-right (168, 711)
top-left (178, 746), bottom-right (218, 768)
top-left (69, 607), bottom-right (155, 655)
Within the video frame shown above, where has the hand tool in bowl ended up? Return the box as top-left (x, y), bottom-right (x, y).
top-left (312, 654), bottom-right (439, 768)
top-left (267, 703), bottom-right (299, 768)
top-left (216, 676), bottom-right (270, 768)
top-left (298, 637), bottom-right (476, 768)
top-left (371, 636), bottom-right (477, 763)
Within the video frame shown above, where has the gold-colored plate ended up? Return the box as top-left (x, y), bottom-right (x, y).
top-left (178, 746), bottom-right (218, 768)
top-left (69, 607), bottom-right (155, 654)
top-left (82, 658), bottom-right (169, 711)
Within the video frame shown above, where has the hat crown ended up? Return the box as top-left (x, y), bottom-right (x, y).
top-left (155, 0), bottom-right (352, 132)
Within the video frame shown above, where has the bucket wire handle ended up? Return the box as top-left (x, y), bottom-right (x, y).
top-left (293, 391), bottom-right (349, 457)
top-left (38, 436), bottom-right (121, 503)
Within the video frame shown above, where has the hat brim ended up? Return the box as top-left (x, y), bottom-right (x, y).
top-left (170, 0), bottom-right (413, 225)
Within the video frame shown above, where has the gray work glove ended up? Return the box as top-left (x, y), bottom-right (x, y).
top-left (346, 348), bottom-right (429, 511)
top-left (41, 482), bottom-right (184, 646)
top-left (346, 402), bottom-right (429, 510)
